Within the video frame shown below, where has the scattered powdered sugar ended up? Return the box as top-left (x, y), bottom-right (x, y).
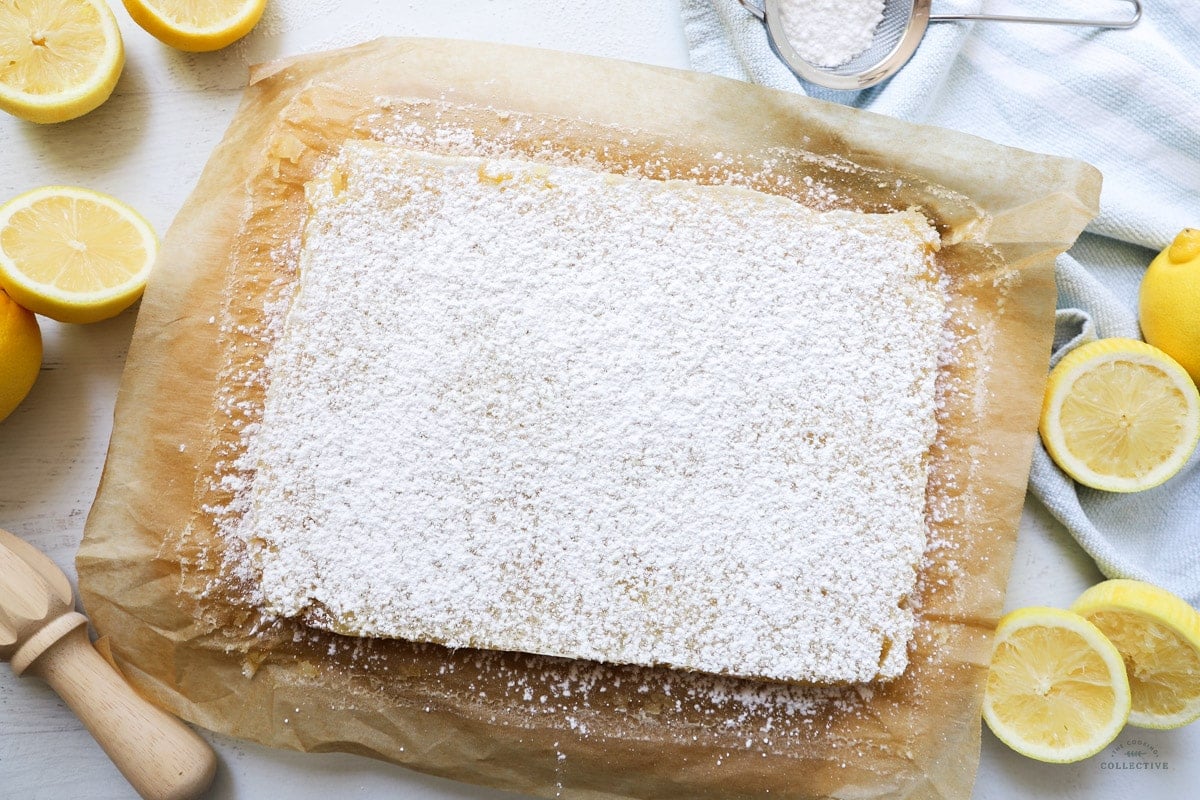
top-left (230, 141), bottom-right (947, 684)
top-left (777, 0), bottom-right (886, 68)
top-left (253, 0), bottom-right (341, 37)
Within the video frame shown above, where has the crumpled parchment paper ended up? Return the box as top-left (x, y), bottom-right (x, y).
top-left (77, 38), bottom-right (1100, 800)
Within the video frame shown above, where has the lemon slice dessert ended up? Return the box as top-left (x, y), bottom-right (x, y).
top-left (0, 0), bottom-right (124, 123)
top-left (1073, 579), bottom-right (1200, 730)
top-left (983, 607), bottom-right (1131, 763)
top-left (0, 186), bottom-right (158, 324)
top-left (1040, 338), bottom-right (1200, 492)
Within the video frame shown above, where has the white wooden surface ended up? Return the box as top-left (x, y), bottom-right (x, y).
top-left (0, 2), bottom-right (1195, 798)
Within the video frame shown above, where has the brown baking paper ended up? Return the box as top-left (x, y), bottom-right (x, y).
top-left (77, 39), bottom-right (1100, 800)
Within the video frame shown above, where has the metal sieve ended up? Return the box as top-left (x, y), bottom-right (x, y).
top-left (741, 0), bottom-right (1142, 91)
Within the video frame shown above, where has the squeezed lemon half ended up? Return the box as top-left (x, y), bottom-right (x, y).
top-left (1040, 338), bottom-right (1200, 492)
top-left (0, 0), bottom-right (125, 123)
top-left (0, 186), bottom-right (158, 324)
top-left (123, 0), bottom-right (267, 52)
top-left (983, 607), bottom-right (1131, 763)
top-left (1073, 579), bottom-right (1200, 730)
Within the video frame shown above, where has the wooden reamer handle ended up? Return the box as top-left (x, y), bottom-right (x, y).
top-left (21, 624), bottom-right (217, 800)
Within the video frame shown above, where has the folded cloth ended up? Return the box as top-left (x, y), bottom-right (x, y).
top-left (681, 0), bottom-right (1200, 605)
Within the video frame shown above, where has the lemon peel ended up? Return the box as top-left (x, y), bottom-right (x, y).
top-left (0, 289), bottom-right (42, 422)
top-left (1140, 229), bottom-right (1200, 386)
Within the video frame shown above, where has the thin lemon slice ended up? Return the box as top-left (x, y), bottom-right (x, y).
top-left (0, 186), bottom-right (158, 324)
top-left (1072, 579), bottom-right (1200, 729)
top-left (123, 0), bottom-right (266, 52)
top-left (1040, 338), bottom-right (1200, 492)
top-left (983, 607), bottom-right (1130, 763)
top-left (0, 0), bottom-right (124, 123)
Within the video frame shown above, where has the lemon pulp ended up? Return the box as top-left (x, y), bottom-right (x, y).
top-left (1073, 579), bottom-right (1200, 729)
top-left (0, 186), bottom-right (157, 324)
top-left (0, 0), bottom-right (124, 123)
top-left (1040, 338), bottom-right (1200, 492)
top-left (983, 607), bottom-right (1130, 763)
top-left (122, 0), bottom-right (266, 52)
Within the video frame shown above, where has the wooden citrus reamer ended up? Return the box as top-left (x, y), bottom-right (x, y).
top-left (0, 527), bottom-right (216, 800)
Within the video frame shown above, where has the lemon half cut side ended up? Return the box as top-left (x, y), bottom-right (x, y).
top-left (1040, 338), bottom-right (1200, 493)
top-left (1073, 579), bottom-right (1200, 730)
top-left (123, 0), bottom-right (267, 52)
top-left (0, 0), bottom-right (125, 123)
top-left (983, 607), bottom-right (1131, 763)
top-left (0, 186), bottom-right (158, 324)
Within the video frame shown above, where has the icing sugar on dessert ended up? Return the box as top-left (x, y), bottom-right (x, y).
top-left (234, 141), bottom-right (946, 684)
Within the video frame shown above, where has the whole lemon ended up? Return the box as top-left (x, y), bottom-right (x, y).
top-left (0, 289), bottom-right (42, 423)
top-left (1140, 229), bottom-right (1200, 386)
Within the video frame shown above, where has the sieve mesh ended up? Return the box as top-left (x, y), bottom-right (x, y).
top-left (756, 0), bottom-right (1141, 89)
top-left (761, 0), bottom-right (931, 89)
top-left (806, 0), bottom-right (914, 78)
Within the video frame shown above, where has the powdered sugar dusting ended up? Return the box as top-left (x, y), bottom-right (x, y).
top-left (230, 141), bottom-right (946, 684)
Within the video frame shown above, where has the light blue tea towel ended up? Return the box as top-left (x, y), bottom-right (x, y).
top-left (681, 0), bottom-right (1200, 605)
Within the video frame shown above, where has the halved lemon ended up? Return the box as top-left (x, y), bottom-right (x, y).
top-left (979, 606), bottom-right (1128, 762)
top-left (1072, 579), bottom-right (1200, 730)
top-left (122, 0), bottom-right (266, 52)
top-left (0, 0), bottom-right (125, 123)
top-left (1040, 338), bottom-right (1200, 492)
top-left (983, 607), bottom-right (1130, 763)
top-left (0, 186), bottom-right (158, 324)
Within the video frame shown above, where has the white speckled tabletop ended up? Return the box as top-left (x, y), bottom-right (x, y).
top-left (0, 2), bottom-right (1195, 798)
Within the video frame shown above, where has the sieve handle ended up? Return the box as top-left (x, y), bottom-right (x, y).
top-left (738, 0), bottom-right (766, 22)
top-left (931, 0), bottom-right (1141, 29)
